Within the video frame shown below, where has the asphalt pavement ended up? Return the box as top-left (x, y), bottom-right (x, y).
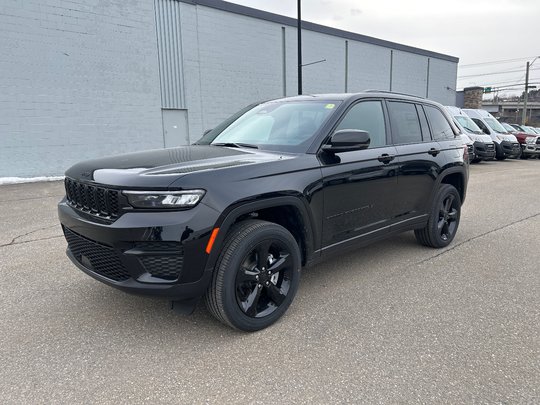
top-left (0, 159), bottom-right (539, 404)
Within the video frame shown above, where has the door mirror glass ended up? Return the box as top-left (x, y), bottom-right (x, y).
top-left (323, 130), bottom-right (370, 153)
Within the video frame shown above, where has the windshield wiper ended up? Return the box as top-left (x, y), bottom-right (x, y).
top-left (212, 142), bottom-right (259, 149)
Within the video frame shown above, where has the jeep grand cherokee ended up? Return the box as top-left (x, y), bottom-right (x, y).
top-left (58, 92), bottom-right (468, 331)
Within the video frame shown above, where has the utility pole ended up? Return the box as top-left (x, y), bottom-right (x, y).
top-left (522, 61), bottom-right (530, 125)
top-left (297, 0), bottom-right (302, 95)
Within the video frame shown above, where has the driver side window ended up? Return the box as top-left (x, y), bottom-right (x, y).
top-left (335, 101), bottom-right (387, 148)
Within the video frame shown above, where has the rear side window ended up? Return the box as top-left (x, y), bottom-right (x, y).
top-left (424, 106), bottom-right (455, 140)
top-left (335, 100), bottom-right (387, 148)
top-left (387, 101), bottom-right (422, 144)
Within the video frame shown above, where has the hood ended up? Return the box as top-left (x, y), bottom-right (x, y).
top-left (459, 134), bottom-right (473, 145)
top-left (65, 145), bottom-right (288, 188)
top-left (500, 134), bottom-right (518, 142)
top-left (466, 133), bottom-right (493, 143)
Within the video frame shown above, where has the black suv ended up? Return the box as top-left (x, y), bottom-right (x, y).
top-left (58, 92), bottom-right (468, 331)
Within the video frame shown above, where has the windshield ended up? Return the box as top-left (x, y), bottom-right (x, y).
top-left (198, 100), bottom-right (341, 153)
top-left (484, 117), bottom-right (508, 134)
top-left (455, 115), bottom-right (482, 134)
top-left (501, 123), bottom-right (515, 132)
top-left (523, 126), bottom-right (537, 134)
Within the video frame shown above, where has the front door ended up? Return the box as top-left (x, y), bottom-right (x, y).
top-left (320, 99), bottom-right (399, 251)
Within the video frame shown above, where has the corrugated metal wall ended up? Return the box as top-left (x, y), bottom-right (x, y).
top-left (154, 0), bottom-right (185, 109)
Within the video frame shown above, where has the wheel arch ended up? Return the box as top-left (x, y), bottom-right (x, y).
top-left (426, 167), bottom-right (467, 212)
top-left (205, 196), bottom-right (316, 272)
top-left (439, 170), bottom-right (466, 203)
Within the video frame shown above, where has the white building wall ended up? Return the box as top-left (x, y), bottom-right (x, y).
top-left (178, 2), bottom-right (459, 142)
top-left (347, 42), bottom-right (392, 92)
top-left (301, 30), bottom-right (346, 94)
top-left (0, 0), bottom-right (163, 177)
top-left (194, 7), bottom-right (284, 133)
top-left (427, 58), bottom-right (459, 106)
top-left (0, 0), bottom-right (459, 177)
top-left (391, 51), bottom-right (429, 98)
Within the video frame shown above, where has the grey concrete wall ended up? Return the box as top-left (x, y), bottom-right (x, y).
top-left (0, 0), bottom-right (163, 177)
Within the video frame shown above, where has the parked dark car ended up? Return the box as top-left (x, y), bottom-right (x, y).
top-left (58, 92), bottom-right (469, 331)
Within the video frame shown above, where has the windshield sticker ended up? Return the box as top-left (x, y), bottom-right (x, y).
top-left (325, 103), bottom-right (335, 109)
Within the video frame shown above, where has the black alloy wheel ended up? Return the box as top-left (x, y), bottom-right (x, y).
top-left (438, 193), bottom-right (459, 242)
top-left (235, 240), bottom-right (293, 318)
top-left (415, 184), bottom-right (461, 248)
top-left (205, 220), bottom-right (301, 331)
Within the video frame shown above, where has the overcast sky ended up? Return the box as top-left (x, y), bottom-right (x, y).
top-left (228, 0), bottom-right (540, 96)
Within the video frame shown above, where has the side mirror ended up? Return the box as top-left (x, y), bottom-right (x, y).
top-left (322, 130), bottom-right (370, 153)
top-left (482, 127), bottom-right (490, 135)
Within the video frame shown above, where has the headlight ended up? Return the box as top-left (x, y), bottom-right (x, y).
top-left (123, 190), bottom-right (205, 209)
top-left (496, 135), bottom-right (506, 141)
top-left (526, 136), bottom-right (536, 144)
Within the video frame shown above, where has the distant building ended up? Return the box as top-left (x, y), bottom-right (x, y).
top-left (482, 101), bottom-right (540, 125)
top-left (0, 0), bottom-right (459, 177)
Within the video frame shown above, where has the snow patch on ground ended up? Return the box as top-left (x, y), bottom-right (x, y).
top-left (0, 176), bottom-right (65, 185)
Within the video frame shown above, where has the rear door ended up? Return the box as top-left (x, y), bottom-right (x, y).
top-left (388, 101), bottom-right (448, 223)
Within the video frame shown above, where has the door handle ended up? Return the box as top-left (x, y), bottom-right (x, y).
top-left (428, 148), bottom-right (441, 156)
top-left (377, 153), bottom-right (395, 164)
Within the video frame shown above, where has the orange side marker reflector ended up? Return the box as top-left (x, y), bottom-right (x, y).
top-left (205, 228), bottom-right (220, 254)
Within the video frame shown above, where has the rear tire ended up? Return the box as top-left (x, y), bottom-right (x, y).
top-left (415, 184), bottom-right (461, 248)
top-left (205, 220), bottom-right (301, 331)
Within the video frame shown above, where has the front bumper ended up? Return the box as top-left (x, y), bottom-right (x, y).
top-left (473, 141), bottom-right (496, 160)
top-left (521, 143), bottom-right (540, 157)
top-left (499, 140), bottom-right (521, 158)
top-left (58, 199), bottom-right (219, 300)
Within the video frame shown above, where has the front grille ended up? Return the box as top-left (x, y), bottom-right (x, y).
top-left (65, 178), bottom-right (120, 219)
top-left (536, 138), bottom-right (540, 145)
top-left (63, 227), bottom-right (130, 282)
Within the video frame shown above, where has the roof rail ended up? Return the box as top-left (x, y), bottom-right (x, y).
top-left (363, 89), bottom-right (426, 99)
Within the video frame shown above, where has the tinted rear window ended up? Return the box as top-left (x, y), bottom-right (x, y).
top-left (424, 106), bottom-right (454, 140)
top-left (387, 101), bottom-right (422, 144)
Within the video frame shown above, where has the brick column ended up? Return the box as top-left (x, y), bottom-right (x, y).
top-left (463, 86), bottom-right (484, 109)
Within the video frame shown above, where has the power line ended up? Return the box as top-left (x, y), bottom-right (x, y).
top-left (462, 76), bottom-right (533, 87)
top-left (459, 55), bottom-right (539, 68)
top-left (492, 82), bottom-right (540, 89)
top-left (457, 82), bottom-right (540, 91)
top-left (458, 67), bottom-right (540, 79)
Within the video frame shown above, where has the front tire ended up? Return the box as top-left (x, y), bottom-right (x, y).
top-left (495, 143), bottom-right (506, 160)
top-left (205, 220), bottom-right (301, 331)
top-left (415, 184), bottom-right (461, 248)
